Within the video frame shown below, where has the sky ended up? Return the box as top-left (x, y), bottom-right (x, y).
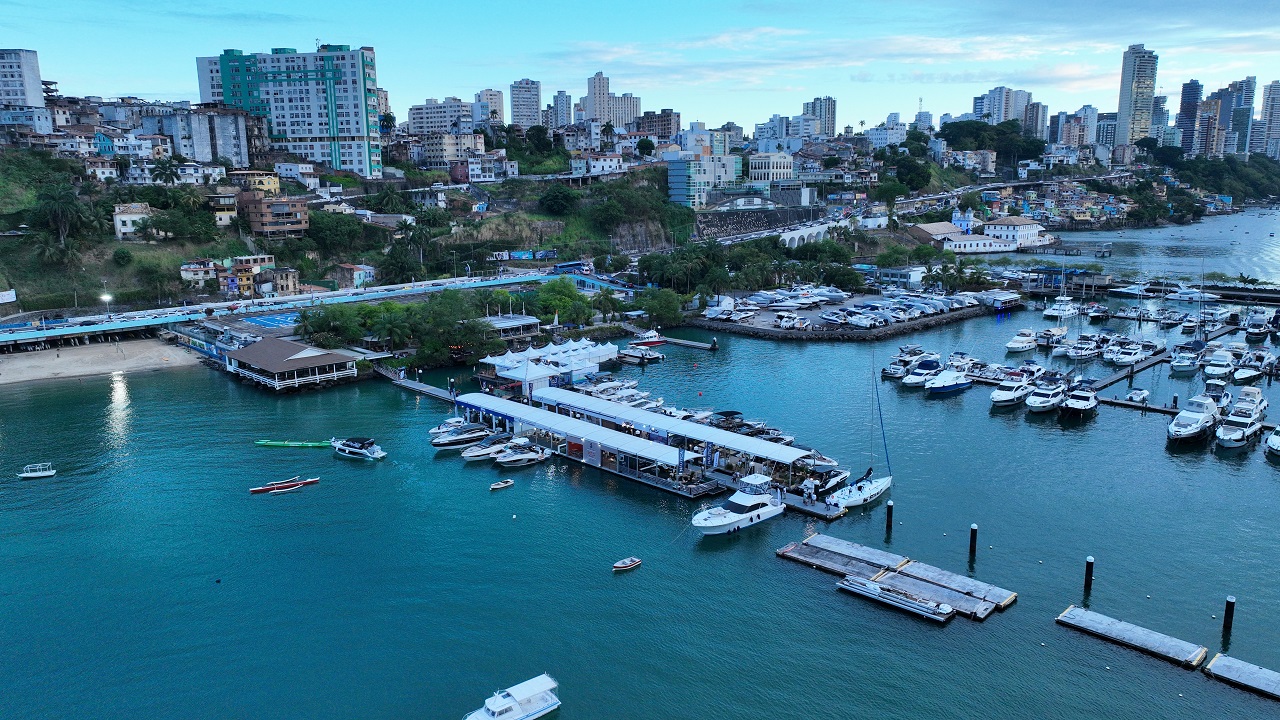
top-left (5, 0), bottom-right (1280, 131)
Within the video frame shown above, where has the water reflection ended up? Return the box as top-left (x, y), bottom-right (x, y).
top-left (104, 371), bottom-right (131, 450)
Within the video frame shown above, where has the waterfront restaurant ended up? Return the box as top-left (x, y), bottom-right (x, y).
top-left (472, 313), bottom-right (542, 345)
top-left (530, 387), bottom-right (814, 483)
top-left (454, 393), bottom-right (721, 497)
top-left (224, 336), bottom-right (357, 391)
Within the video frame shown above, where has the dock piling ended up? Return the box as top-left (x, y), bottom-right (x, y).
top-left (969, 524), bottom-right (978, 557)
top-left (885, 500), bottom-right (894, 536)
top-left (1084, 556), bottom-right (1095, 595)
top-left (1223, 596), bottom-right (1236, 643)
top-left (1172, 394), bottom-right (1179, 410)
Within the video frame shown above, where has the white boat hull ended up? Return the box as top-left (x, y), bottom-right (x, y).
top-left (17, 470), bottom-right (56, 479)
top-left (829, 476), bottom-right (892, 508)
top-left (692, 503), bottom-right (784, 535)
top-left (1026, 400), bottom-right (1062, 413)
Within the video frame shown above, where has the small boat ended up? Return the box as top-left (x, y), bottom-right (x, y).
top-left (1205, 379), bottom-right (1233, 410)
top-left (1169, 351), bottom-right (1200, 375)
top-left (629, 329), bottom-right (667, 347)
top-left (1005, 329), bottom-right (1037, 353)
top-left (331, 437), bottom-right (388, 460)
top-left (691, 474), bottom-right (784, 535)
top-left (460, 433), bottom-right (517, 461)
top-left (836, 575), bottom-right (955, 622)
top-left (1264, 427), bottom-right (1280, 458)
top-left (464, 674), bottom-right (561, 720)
top-left (1059, 383), bottom-right (1099, 417)
top-left (1126, 388), bottom-right (1151, 403)
top-left (494, 445), bottom-right (550, 467)
top-left (430, 423), bottom-right (492, 450)
top-left (17, 462), bottom-right (56, 479)
top-left (489, 479), bottom-right (514, 491)
top-left (923, 369), bottom-right (971, 395)
top-left (250, 476), bottom-right (319, 494)
top-left (254, 440), bottom-right (332, 448)
top-left (1233, 366), bottom-right (1264, 385)
top-left (827, 470), bottom-right (892, 508)
top-left (612, 557), bottom-right (642, 572)
top-left (617, 346), bottom-right (665, 364)
top-left (428, 416), bottom-right (467, 436)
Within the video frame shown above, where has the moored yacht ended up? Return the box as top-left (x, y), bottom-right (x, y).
top-left (494, 444), bottom-right (551, 467)
top-left (1215, 397), bottom-right (1266, 448)
top-left (1059, 382), bottom-right (1099, 417)
top-left (990, 375), bottom-right (1034, 407)
top-left (836, 576), bottom-right (955, 622)
top-left (1043, 296), bottom-right (1081, 320)
top-left (1169, 351), bottom-right (1201, 375)
top-left (464, 674), bottom-right (561, 720)
top-left (691, 474), bottom-right (784, 535)
top-left (460, 433), bottom-right (519, 461)
top-left (1167, 395), bottom-right (1220, 442)
top-left (1202, 350), bottom-right (1235, 380)
top-left (924, 369), bottom-right (972, 395)
top-left (1005, 329), bottom-right (1037, 353)
top-left (430, 423), bottom-right (493, 449)
top-left (827, 469), bottom-right (892, 508)
top-left (1025, 382), bottom-right (1067, 413)
top-left (629, 329), bottom-right (666, 347)
top-left (901, 359), bottom-right (942, 388)
top-left (428, 416), bottom-right (467, 436)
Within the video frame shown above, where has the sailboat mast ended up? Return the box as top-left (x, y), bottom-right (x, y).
top-left (871, 354), bottom-right (892, 475)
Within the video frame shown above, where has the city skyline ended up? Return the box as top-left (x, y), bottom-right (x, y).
top-left (6, 0), bottom-right (1280, 130)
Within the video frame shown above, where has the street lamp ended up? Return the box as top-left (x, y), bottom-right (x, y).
top-left (101, 294), bottom-right (113, 317)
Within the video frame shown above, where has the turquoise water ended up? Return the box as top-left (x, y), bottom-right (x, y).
top-left (5, 214), bottom-right (1280, 718)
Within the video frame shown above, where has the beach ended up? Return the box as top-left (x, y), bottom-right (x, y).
top-left (0, 338), bottom-right (202, 385)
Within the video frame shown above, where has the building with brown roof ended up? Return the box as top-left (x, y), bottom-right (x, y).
top-left (224, 336), bottom-right (357, 391)
top-left (237, 190), bottom-right (308, 238)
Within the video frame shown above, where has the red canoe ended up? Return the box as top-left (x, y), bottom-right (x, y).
top-left (250, 476), bottom-right (319, 494)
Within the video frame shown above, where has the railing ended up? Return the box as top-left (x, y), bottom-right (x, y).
top-left (233, 366), bottom-right (356, 389)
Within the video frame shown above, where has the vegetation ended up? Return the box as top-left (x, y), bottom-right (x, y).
top-left (1085, 179), bottom-right (1204, 224)
top-left (936, 120), bottom-right (1046, 165)
top-left (481, 124), bottom-right (571, 175)
top-left (637, 236), bottom-right (868, 297)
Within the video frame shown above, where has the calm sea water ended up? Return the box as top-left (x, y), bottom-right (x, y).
top-left (5, 215), bottom-right (1280, 719)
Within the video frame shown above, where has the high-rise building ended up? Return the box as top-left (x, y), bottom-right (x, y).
top-left (552, 91), bottom-right (572, 128)
top-left (1023, 102), bottom-right (1049, 140)
top-left (1195, 99), bottom-right (1226, 158)
top-left (0, 49), bottom-right (42, 107)
top-left (1151, 96), bottom-right (1169, 142)
top-left (1095, 112), bottom-right (1118, 147)
top-left (1261, 81), bottom-right (1280, 159)
top-left (1116, 43), bottom-right (1158, 146)
top-left (1176, 79), bottom-right (1203, 156)
top-left (509, 79), bottom-right (541, 128)
top-left (631, 109), bottom-right (681, 140)
top-left (802, 96), bottom-right (837, 137)
top-left (406, 97), bottom-right (487, 135)
top-left (611, 92), bottom-right (641, 129)
top-left (1049, 112), bottom-right (1068, 143)
top-left (1075, 105), bottom-right (1098, 144)
top-left (912, 111), bottom-right (933, 132)
top-left (196, 45), bottom-right (382, 178)
top-left (585, 72), bottom-right (610, 122)
top-left (475, 89), bottom-right (504, 124)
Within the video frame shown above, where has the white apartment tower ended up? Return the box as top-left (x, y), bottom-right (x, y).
top-left (475, 89), bottom-right (504, 124)
top-left (196, 45), bottom-right (382, 178)
top-left (1116, 43), bottom-right (1159, 146)
top-left (552, 91), bottom-right (573, 128)
top-left (1262, 81), bottom-right (1280, 159)
top-left (802, 96), bottom-right (837, 137)
top-left (586, 72), bottom-right (610, 122)
top-left (509, 79), bottom-right (541, 128)
top-left (0, 49), bottom-right (43, 108)
top-left (407, 97), bottom-right (483, 135)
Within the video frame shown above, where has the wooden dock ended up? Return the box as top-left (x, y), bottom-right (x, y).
top-left (662, 336), bottom-right (717, 351)
top-left (777, 534), bottom-right (1017, 621)
top-left (374, 366), bottom-right (456, 402)
top-left (1055, 605), bottom-right (1208, 668)
top-left (1204, 653), bottom-right (1280, 701)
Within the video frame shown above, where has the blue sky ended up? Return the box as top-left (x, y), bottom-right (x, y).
top-left (5, 0), bottom-right (1279, 130)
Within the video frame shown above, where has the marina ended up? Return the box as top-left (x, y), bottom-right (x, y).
top-left (1203, 654), bottom-right (1280, 701)
top-left (1055, 605), bottom-right (1209, 668)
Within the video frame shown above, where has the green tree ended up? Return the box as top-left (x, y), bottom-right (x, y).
top-left (538, 184), bottom-right (580, 215)
top-left (822, 156), bottom-right (841, 169)
top-left (34, 183), bottom-right (83, 249)
top-left (112, 247), bottom-right (133, 266)
top-left (149, 157), bottom-right (181, 185)
top-left (638, 288), bottom-right (683, 326)
top-left (636, 138), bottom-right (655, 157)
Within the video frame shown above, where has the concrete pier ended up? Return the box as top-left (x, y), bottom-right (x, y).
top-left (1055, 605), bottom-right (1208, 668)
top-left (1204, 654), bottom-right (1280, 701)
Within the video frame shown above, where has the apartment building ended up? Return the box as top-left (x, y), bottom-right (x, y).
top-left (0, 49), bottom-right (42, 108)
top-left (510, 79), bottom-right (541, 128)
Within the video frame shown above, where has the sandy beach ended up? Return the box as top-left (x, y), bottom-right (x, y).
top-left (0, 338), bottom-right (204, 385)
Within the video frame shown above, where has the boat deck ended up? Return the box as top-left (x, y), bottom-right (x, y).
top-left (776, 533), bottom-right (1016, 621)
top-left (711, 471), bottom-right (847, 519)
top-left (1055, 605), bottom-right (1208, 668)
top-left (1204, 653), bottom-right (1280, 701)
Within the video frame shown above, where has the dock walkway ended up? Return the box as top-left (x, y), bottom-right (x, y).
top-left (777, 534), bottom-right (1016, 621)
top-left (374, 366), bottom-right (456, 402)
top-left (1204, 653), bottom-right (1280, 701)
top-left (1055, 605), bottom-right (1208, 668)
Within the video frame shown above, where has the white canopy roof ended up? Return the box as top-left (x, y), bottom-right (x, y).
top-left (532, 387), bottom-right (813, 465)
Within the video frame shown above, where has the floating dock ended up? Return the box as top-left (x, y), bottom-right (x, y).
top-left (776, 534), bottom-right (1016, 621)
top-left (1055, 605), bottom-right (1208, 668)
top-left (661, 336), bottom-right (717, 351)
top-left (374, 366), bottom-right (457, 402)
top-left (713, 472), bottom-right (847, 519)
top-left (1204, 654), bottom-right (1280, 701)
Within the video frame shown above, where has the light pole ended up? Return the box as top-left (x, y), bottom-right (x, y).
top-left (101, 293), bottom-right (113, 317)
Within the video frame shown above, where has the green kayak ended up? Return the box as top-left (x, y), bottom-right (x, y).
top-left (254, 440), bottom-right (332, 448)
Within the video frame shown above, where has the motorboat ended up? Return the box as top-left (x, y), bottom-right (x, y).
top-left (489, 479), bottom-right (514, 491)
top-left (460, 433), bottom-right (519, 461)
top-left (1110, 344), bottom-right (1145, 366)
top-left (428, 416), bottom-right (467, 436)
top-left (944, 351), bottom-right (976, 373)
top-left (1042, 296), bottom-right (1081, 320)
top-left (17, 462), bottom-right (56, 479)
top-left (1036, 326), bottom-right (1068, 347)
top-left (1202, 351), bottom-right (1235, 380)
top-left (1167, 395), bottom-right (1220, 442)
top-left (990, 376), bottom-right (1034, 407)
top-left (1216, 398), bottom-right (1266, 448)
top-left (494, 445), bottom-right (551, 467)
top-left (1126, 388), bottom-right (1151, 403)
top-left (1180, 318), bottom-right (1199, 334)
top-left (1059, 384), bottom-right (1099, 417)
top-left (836, 575), bottom-right (955, 623)
top-left (924, 369), bottom-right (972, 395)
top-left (1025, 382), bottom-right (1067, 413)
top-left (1005, 329), bottom-right (1037, 353)
top-left (1066, 340), bottom-right (1103, 361)
top-left (1087, 305), bottom-right (1110, 322)
top-left (1166, 287), bottom-right (1221, 302)
top-left (1265, 427), bottom-right (1280, 458)
top-left (1204, 379), bottom-right (1233, 410)
top-left (827, 470), bottom-right (892, 508)
top-left (331, 437), bottom-right (388, 460)
top-left (691, 474), bottom-right (784, 535)
top-left (618, 346), bottom-right (665, 364)
top-left (464, 674), bottom-right (561, 720)
top-left (1111, 284), bottom-right (1153, 298)
top-left (254, 439), bottom-right (332, 448)
top-left (901, 359), bottom-right (942, 388)
top-left (1169, 351), bottom-right (1200, 375)
top-left (250, 476), bottom-right (319, 494)
top-left (612, 557), bottom-right (642, 572)
top-left (629, 329), bottom-right (666, 347)
top-left (1234, 366), bottom-right (1264, 385)
top-left (1237, 386), bottom-right (1269, 417)
top-left (429, 423), bottom-right (493, 450)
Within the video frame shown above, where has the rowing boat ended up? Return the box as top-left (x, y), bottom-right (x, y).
top-left (250, 476), bottom-right (320, 494)
top-left (253, 440), bottom-right (332, 448)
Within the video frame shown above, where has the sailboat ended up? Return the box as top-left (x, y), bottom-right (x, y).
top-left (827, 356), bottom-right (893, 508)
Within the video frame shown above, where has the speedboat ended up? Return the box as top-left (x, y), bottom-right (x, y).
top-left (1126, 388), bottom-right (1151, 403)
top-left (1066, 340), bottom-right (1103, 361)
top-left (630, 329), bottom-right (666, 347)
top-left (612, 557), bottom-right (642, 572)
top-left (1043, 296), bottom-right (1080, 320)
top-left (460, 433), bottom-right (518, 461)
top-left (1005, 329), bottom-right (1037, 353)
top-left (901, 359), bottom-right (942, 388)
top-left (691, 474), bottom-right (784, 535)
top-left (1166, 287), bottom-right (1221, 302)
top-left (1111, 284), bottom-right (1153, 298)
top-left (1059, 384), bottom-right (1099, 417)
top-left (991, 376), bottom-right (1034, 407)
top-left (430, 423), bottom-right (492, 450)
top-left (1216, 399), bottom-right (1266, 448)
top-left (1202, 351), bottom-right (1235, 380)
top-left (1036, 326), bottom-right (1068, 347)
top-left (1025, 382), bottom-right (1067, 413)
top-left (1111, 345), bottom-right (1145, 366)
top-left (1237, 386), bottom-right (1268, 417)
top-left (1234, 366), bottom-right (1264, 385)
top-left (1169, 351), bottom-right (1200, 375)
top-left (250, 476), bottom-right (319, 494)
top-left (428, 417), bottom-right (467, 436)
top-left (836, 576), bottom-right (955, 623)
top-left (827, 470), bottom-right (892, 508)
top-left (1181, 318), bottom-right (1199, 334)
top-left (924, 369), bottom-right (972, 395)
top-left (331, 437), bottom-right (388, 460)
top-left (17, 462), bottom-right (56, 479)
top-left (1265, 427), bottom-right (1280, 459)
top-left (464, 674), bottom-right (561, 720)
top-left (490, 479), bottom-right (514, 491)
top-left (494, 445), bottom-right (550, 467)
top-left (1167, 395), bottom-right (1220, 442)
top-left (1204, 379), bottom-right (1232, 410)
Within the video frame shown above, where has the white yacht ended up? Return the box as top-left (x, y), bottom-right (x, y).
top-left (460, 434), bottom-right (520, 461)
top-left (1066, 340), bottom-right (1103, 361)
top-left (990, 376), bottom-right (1034, 407)
top-left (901, 359), bottom-right (942, 388)
top-left (1005, 329), bottom-right (1037, 353)
top-left (828, 473), bottom-right (892, 508)
top-left (331, 437), bottom-right (388, 460)
top-left (1265, 427), bottom-right (1280, 459)
top-left (1166, 286), bottom-right (1222, 302)
top-left (430, 423), bottom-right (492, 450)
top-left (428, 417), bottom-right (467, 436)
top-left (1202, 350), bottom-right (1236, 380)
top-left (1111, 345), bottom-right (1145, 366)
top-left (494, 445), bottom-right (551, 467)
top-left (924, 369), bottom-right (972, 395)
top-left (1169, 351), bottom-right (1200, 375)
top-left (1111, 284), bottom-right (1153, 298)
top-left (1025, 382), bottom-right (1067, 413)
top-left (691, 474), bottom-right (784, 535)
top-left (1204, 379), bottom-right (1233, 410)
top-left (1043, 296), bottom-right (1081, 320)
top-left (464, 674), bottom-right (560, 720)
top-left (1167, 395), bottom-right (1220, 442)
top-left (17, 462), bottom-right (56, 479)
top-left (836, 576), bottom-right (955, 622)
top-left (1215, 399), bottom-right (1266, 448)
top-left (1059, 385), bottom-right (1099, 417)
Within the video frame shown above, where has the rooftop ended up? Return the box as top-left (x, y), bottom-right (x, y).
top-left (226, 337), bottom-right (355, 374)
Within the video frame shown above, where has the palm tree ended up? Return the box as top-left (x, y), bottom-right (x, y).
top-left (601, 121), bottom-right (615, 150)
top-left (172, 185), bottom-right (204, 211)
top-left (149, 157), bottom-right (180, 186)
top-left (114, 155), bottom-right (133, 179)
top-left (35, 183), bottom-right (82, 249)
top-left (296, 309), bottom-right (316, 338)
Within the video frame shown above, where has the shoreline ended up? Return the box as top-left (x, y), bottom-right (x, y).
top-left (0, 338), bottom-right (203, 386)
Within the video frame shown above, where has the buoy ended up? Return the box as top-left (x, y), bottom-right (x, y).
top-left (698, 391), bottom-right (702, 396)
top-left (512, 515), bottom-right (517, 519)
top-left (1038, 561), bottom-right (1043, 564)
top-left (216, 579), bottom-right (221, 584)
top-left (1147, 595), bottom-right (1151, 599)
